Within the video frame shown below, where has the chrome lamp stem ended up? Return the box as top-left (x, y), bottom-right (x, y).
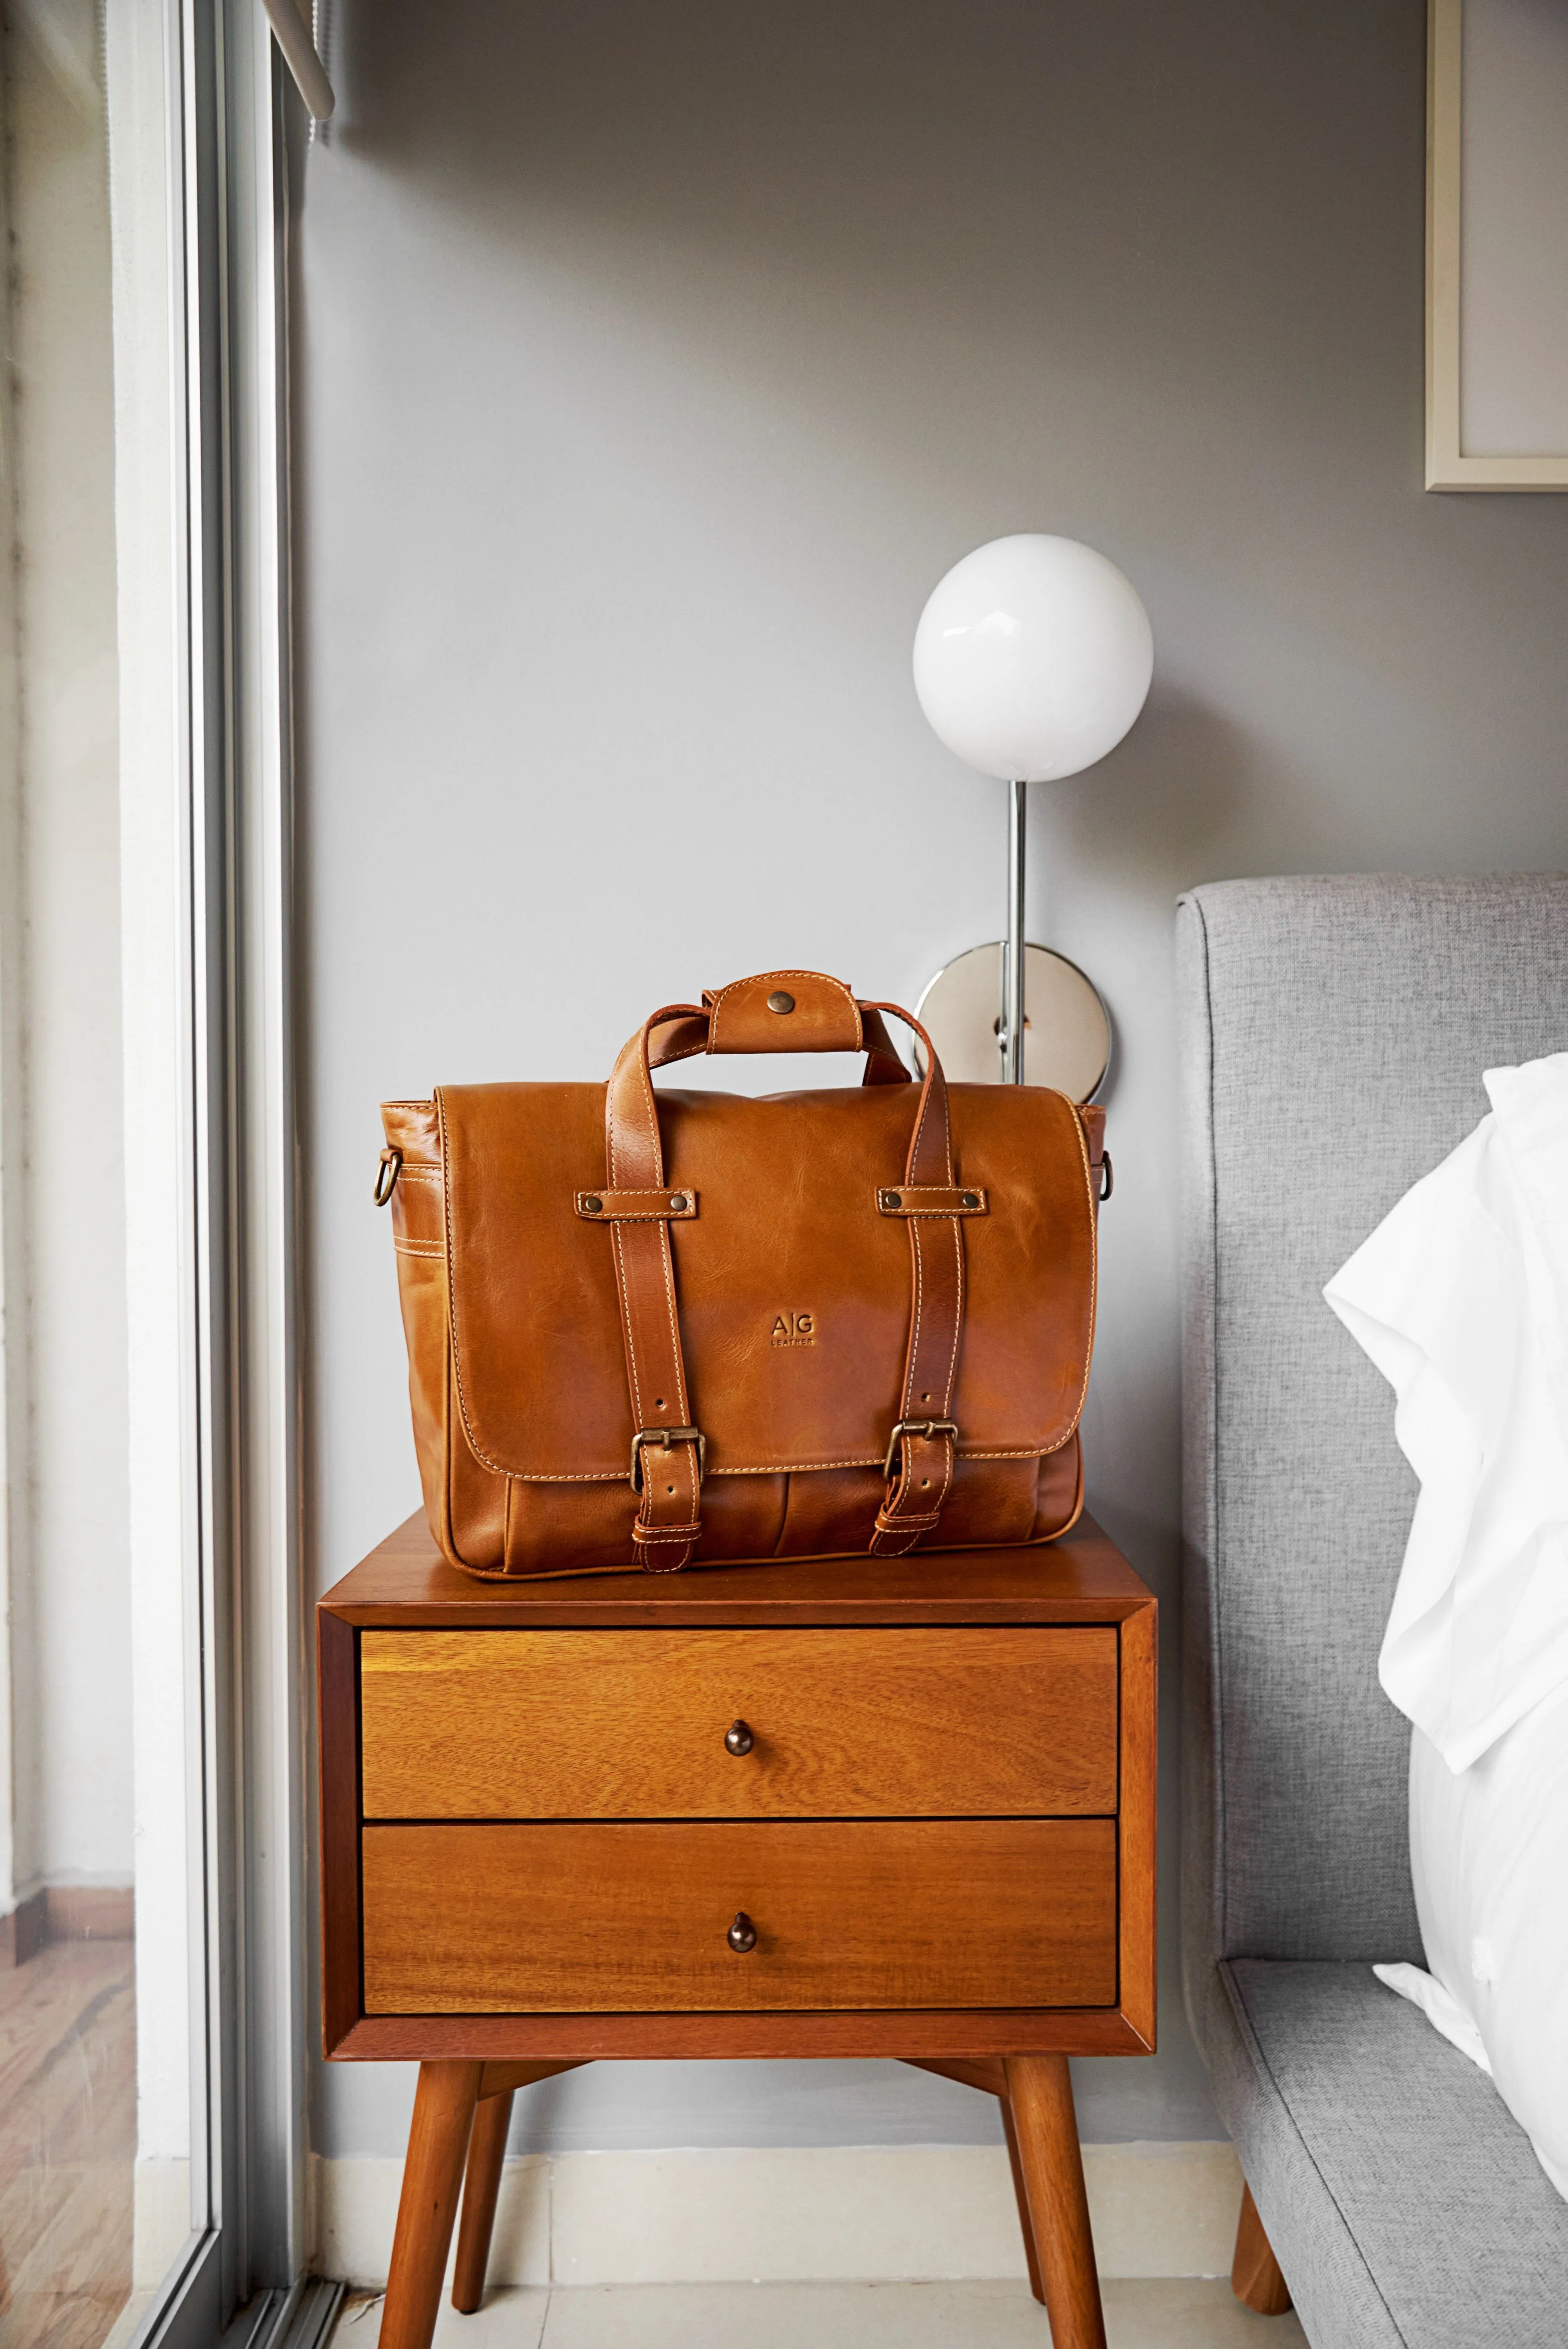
top-left (1002, 779), bottom-right (1027, 1084)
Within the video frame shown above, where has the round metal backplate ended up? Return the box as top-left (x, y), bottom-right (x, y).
top-left (915, 942), bottom-right (1111, 1103)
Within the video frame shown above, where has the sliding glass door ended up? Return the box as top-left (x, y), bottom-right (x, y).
top-left (0, 4), bottom-right (307, 2344)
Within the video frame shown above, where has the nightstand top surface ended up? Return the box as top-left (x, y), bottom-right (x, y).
top-left (319, 1513), bottom-right (1153, 1627)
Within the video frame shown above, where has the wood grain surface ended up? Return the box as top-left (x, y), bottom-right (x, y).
top-left (1005, 2054), bottom-right (1107, 2349)
top-left (360, 1626), bottom-right (1118, 1820)
top-left (452, 2088), bottom-right (512, 2313)
top-left (318, 1609), bottom-right (362, 2054)
top-left (361, 1818), bottom-right (1116, 2014)
top-left (1231, 2182), bottom-right (1293, 2314)
top-left (379, 2062), bottom-right (480, 2349)
top-left (320, 1511), bottom-right (1151, 1627)
top-left (328, 2005), bottom-right (1150, 2061)
top-left (0, 1938), bottom-right (135, 2349)
top-left (1117, 1604), bottom-right (1158, 2048)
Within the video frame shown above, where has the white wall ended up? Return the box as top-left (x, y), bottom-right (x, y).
top-left (2, 0), bottom-right (133, 1904)
top-left (294, 0), bottom-right (1568, 2165)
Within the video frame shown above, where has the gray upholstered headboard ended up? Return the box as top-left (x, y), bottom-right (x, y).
top-left (1178, 875), bottom-right (1568, 2043)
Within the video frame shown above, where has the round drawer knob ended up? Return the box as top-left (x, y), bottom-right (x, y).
top-left (728, 1911), bottom-right (758, 1954)
top-left (724, 1719), bottom-right (754, 1756)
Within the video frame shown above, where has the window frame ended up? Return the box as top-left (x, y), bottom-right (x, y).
top-left (116, 2), bottom-right (307, 2339)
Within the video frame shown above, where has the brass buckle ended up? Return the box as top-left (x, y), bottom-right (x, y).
top-left (373, 1146), bottom-right (402, 1207)
top-left (630, 1425), bottom-right (706, 1492)
top-left (882, 1417), bottom-right (959, 1479)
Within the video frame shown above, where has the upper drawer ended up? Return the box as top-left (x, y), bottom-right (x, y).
top-left (359, 1626), bottom-right (1118, 1819)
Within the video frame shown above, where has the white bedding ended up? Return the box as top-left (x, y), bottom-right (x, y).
top-left (1325, 1051), bottom-right (1568, 2202)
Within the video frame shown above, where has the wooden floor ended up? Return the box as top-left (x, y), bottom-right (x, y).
top-left (0, 1939), bottom-right (135, 2349)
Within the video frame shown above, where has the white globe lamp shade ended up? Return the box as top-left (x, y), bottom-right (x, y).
top-left (913, 534), bottom-right (1153, 782)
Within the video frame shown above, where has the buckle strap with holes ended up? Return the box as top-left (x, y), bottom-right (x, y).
top-left (630, 1426), bottom-right (706, 1491)
top-left (857, 1001), bottom-right (970, 1562)
top-left (602, 1007), bottom-right (712, 1571)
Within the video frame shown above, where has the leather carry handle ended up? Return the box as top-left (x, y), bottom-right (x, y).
top-left (642, 970), bottom-right (912, 1090)
top-left (599, 972), bottom-right (965, 1572)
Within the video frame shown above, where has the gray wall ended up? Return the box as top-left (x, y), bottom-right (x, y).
top-left (295, 0), bottom-right (1568, 2161)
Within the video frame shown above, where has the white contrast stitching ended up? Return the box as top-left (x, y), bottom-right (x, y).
top-left (491, 1443), bottom-right (1058, 1483)
top-left (941, 1214), bottom-right (963, 1411)
top-left (904, 1214), bottom-right (925, 1413)
top-left (612, 1221), bottom-right (645, 1425)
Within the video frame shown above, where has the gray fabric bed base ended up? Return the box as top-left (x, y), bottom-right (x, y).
top-left (1178, 878), bottom-right (1568, 2345)
top-left (1209, 1961), bottom-right (1568, 2349)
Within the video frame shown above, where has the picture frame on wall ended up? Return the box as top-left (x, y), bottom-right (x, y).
top-left (1426, 0), bottom-right (1568, 491)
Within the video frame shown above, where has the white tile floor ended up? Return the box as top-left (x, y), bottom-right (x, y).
top-left (333, 2279), bottom-right (1309, 2347)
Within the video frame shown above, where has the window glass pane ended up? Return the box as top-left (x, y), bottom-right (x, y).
top-left (0, 6), bottom-right (202, 2342)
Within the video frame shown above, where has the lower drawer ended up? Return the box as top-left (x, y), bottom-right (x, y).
top-left (361, 1819), bottom-right (1117, 2013)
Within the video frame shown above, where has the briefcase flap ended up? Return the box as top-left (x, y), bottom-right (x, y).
top-left (436, 1076), bottom-right (1096, 1484)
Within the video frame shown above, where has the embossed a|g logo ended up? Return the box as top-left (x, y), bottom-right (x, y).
top-left (770, 1311), bottom-right (816, 1347)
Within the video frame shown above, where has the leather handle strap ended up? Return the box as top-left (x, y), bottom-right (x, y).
top-left (601, 975), bottom-right (966, 1571)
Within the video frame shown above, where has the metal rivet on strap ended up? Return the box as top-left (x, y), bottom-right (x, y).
top-left (882, 1190), bottom-right (902, 1210)
top-left (583, 1196), bottom-right (603, 1214)
top-left (767, 990), bottom-right (795, 1014)
top-left (669, 1194), bottom-right (688, 1211)
top-left (961, 1192), bottom-right (979, 1209)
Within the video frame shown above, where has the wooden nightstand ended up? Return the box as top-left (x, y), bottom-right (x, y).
top-left (318, 1515), bottom-right (1156, 2349)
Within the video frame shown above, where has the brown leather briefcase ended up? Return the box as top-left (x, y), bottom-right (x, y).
top-left (378, 970), bottom-right (1105, 1579)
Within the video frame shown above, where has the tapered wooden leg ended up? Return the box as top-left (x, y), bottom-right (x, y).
top-left (1004, 2056), bottom-right (1106, 2349)
top-left (452, 2089), bottom-right (514, 2313)
top-left (1232, 2182), bottom-right (1293, 2315)
top-left (380, 2060), bottom-right (483, 2349)
top-left (1000, 2092), bottom-right (1047, 2306)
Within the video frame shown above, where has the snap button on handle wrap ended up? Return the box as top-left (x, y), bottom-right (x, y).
top-left (702, 971), bottom-right (863, 1056)
top-left (728, 1911), bottom-right (758, 1953)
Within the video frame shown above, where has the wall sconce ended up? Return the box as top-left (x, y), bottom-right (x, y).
top-left (912, 534), bottom-right (1153, 1099)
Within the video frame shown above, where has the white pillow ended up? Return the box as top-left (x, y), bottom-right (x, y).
top-left (1326, 1052), bottom-right (1568, 2203)
top-left (1378, 1687), bottom-right (1568, 2201)
top-left (1324, 1058), bottom-right (1568, 1772)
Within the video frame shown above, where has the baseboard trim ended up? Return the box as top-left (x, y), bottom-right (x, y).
top-left (0, 1883), bottom-right (134, 1965)
top-left (310, 2140), bottom-right (1242, 2289)
top-left (0, 1890), bottom-right (46, 1967)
